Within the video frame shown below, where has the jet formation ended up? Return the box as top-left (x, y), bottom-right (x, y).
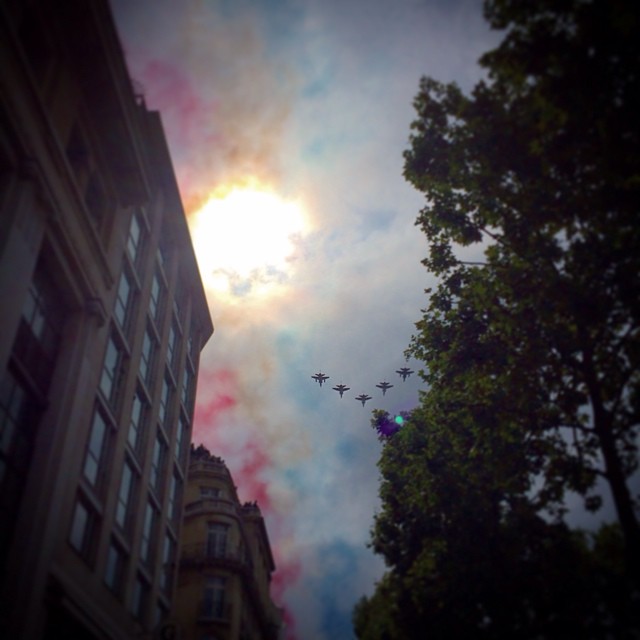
top-left (311, 367), bottom-right (415, 406)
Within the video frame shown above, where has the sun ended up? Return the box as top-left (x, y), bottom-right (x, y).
top-left (189, 180), bottom-right (308, 299)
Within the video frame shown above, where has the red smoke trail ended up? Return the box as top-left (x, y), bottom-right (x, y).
top-left (271, 556), bottom-right (302, 640)
top-left (193, 368), bottom-right (238, 439)
top-left (194, 370), bottom-right (302, 637)
top-left (233, 440), bottom-right (271, 509)
top-left (138, 58), bottom-right (219, 213)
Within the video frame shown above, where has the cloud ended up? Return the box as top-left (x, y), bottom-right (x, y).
top-left (113, 0), bottom-right (299, 212)
top-left (110, 0), bottom-right (495, 637)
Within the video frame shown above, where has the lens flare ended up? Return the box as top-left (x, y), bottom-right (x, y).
top-left (189, 179), bottom-right (308, 299)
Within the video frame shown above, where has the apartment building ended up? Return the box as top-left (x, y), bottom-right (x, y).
top-left (174, 445), bottom-right (283, 640)
top-left (0, 1), bottom-right (214, 638)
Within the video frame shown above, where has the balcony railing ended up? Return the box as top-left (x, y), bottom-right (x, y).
top-left (190, 459), bottom-right (229, 476)
top-left (180, 542), bottom-right (253, 575)
top-left (184, 497), bottom-right (237, 516)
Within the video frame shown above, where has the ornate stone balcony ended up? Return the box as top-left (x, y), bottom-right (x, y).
top-left (180, 542), bottom-right (253, 577)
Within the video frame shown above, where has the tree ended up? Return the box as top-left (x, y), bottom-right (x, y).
top-left (355, 0), bottom-right (640, 636)
top-left (355, 408), bottom-right (636, 639)
top-left (403, 0), bottom-right (640, 577)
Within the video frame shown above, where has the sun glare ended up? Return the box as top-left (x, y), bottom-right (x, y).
top-left (189, 181), bottom-right (308, 299)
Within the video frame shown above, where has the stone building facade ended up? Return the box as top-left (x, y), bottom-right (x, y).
top-left (0, 1), bottom-right (213, 637)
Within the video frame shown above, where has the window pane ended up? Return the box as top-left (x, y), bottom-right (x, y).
top-left (175, 417), bottom-right (189, 465)
top-left (83, 409), bottom-right (107, 486)
top-left (115, 460), bottom-right (135, 529)
top-left (105, 542), bottom-right (126, 593)
top-left (203, 576), bottom-right (226, 618)
top-left (140, 501), bottom-right (156, 565)
top-left (69, 498), bottom-right (97, 561)
top-left (128, 391), bottom-right (146, 452)
top-left (168, 472), bottom-right (181, 523)
top-left (139, 328), bottom-right (155, 387)
top-left (206, 523), bottom-right (228, 558)
top-left (150, 434), bottom-right (166, 493)
top-left (99, 336), bottom-right (118, 400)
top-left (181, 368), bottom-right (192, 408)
top-left (161, 533), bottom-right (175, 594)
top-left (158, 375), bottom-right (172, 427)
top-left (130, 575), bottom-right (149, 620)
top-left (69, 501), bottom-right (89, 551)
top-left (114, 269), bottom-right (134, 330)
top-left (127, 214), bottom-right (141, 264)
top-left (149, 273), bottom-right (163, 323)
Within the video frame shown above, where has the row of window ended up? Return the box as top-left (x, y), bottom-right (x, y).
top-left (69, 493), bottom-right (177, 616)
top-left (127, 213), bottom-right (195, 367)
top-left (83, 407), bottom-right (184, 528)
top-left (68, 211), bottom-right (198, 626)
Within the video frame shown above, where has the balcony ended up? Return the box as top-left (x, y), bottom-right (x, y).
top-left (184, 497), bottom-right (237, 518)
top-left (180, 543), bottom-right (253, 576)
top-left (190, 459), bottom-right (229, 477)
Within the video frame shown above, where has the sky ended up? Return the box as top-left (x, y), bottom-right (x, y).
top-left (110, 1), bottom-right (498, 637)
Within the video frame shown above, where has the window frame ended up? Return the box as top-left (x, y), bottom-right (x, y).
top-left (99, 329), bottom-right (127, 410)
top-left (82, 404), bottom-right (112, 491)
top-left (68, 495), bottom-right (99, 564)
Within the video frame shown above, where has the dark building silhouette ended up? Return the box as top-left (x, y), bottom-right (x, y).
top-left (174, 446), bottom-right (284, 640)
top-left (0, 1), bottom-right (213, 637)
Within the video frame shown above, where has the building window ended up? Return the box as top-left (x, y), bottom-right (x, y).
top-left (130, 574), bottom-right (150, 621)
top-left (114, 267), bottom-right (136, 334)
top-left (139, 500), bottom-right (157, 567)
top-left (166, 321), bottom-right (180, 371)
top-left (104, 540), bottom-right (127, 595)
top-left (13, 268), bottom-right (66, 394)
top-left (158, 374), bottom-right (172, 428)
top-left (127, 389), bottom-right (147, 455)
top-left (127, 212), bottom-right (143, 267)
top-left (139, 326), bottom-right (156, 389)
top-left (206, 523), bottom-right (228, 558)
top-left (202, 576), bottom-right (227, 619)
top-left (115, 458), bottom-right (137, 532)
top-left (82, 406), bottom-right (110, 489)
top-left (157, 242), bottom-right (168, 273)
top-left (99, 331), bottom-right (126, 408)
top-left (69, 496), bottom-right (99, 562)
top-left (167, 471), bottom-right (182, 524)
top-left (149, 432), bottom-right (167, 495)
top-left (181, 367), bottom-right (193, 411)
top-left (200, 486), bottom-right (220, 499)
top-left (174, 416), bottom-right (188, 465)
top-left (148, 272), bottom-right (164, 326)
top-left (188, 334), bottom-right (195, 362)
top-left (160, 532), bottom-right (176, 595)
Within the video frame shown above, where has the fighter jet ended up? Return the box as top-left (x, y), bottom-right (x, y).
top-left (355, 394), bottom-right (372, 407)
top-left (396, 367), bottom-right (414, 381)
top-left (311, 372), bottom-right (329, 387)
top-left (376, 381), bottom-right (394, 396)
top-left (332, 383), bottom-right (350, 398)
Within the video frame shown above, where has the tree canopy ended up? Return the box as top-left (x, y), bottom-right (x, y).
top-left (355, 0), bottom-right (640, 636)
